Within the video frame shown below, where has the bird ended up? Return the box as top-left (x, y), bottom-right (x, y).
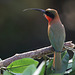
top-left (44, 9), bottom-right (65, 72)
top-left (23, 8), bottom-right (66, 72)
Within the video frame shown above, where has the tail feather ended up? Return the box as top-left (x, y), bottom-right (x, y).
top-left (53, 52), bottom-right (62, 72)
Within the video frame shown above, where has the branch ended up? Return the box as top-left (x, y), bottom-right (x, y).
top-left (0, 41), bottom-right (74, 68)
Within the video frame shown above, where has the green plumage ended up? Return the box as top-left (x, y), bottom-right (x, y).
top-left (48, 22), bottom-right (65, 51)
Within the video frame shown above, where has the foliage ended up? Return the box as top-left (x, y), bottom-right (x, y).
top-left (2, 50), bottom-right (75, 75)
top-left (7, 58), bottom-right (38, 73)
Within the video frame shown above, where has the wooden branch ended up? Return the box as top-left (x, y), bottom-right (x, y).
top-left (0, 41), bottom-right (74, 68)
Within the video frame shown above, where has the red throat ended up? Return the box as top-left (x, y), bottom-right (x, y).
top-left (45, 15), bottom-right (52, 23)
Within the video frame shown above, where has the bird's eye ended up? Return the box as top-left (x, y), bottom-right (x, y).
top-left (45, 11), bottom-right (55, 19)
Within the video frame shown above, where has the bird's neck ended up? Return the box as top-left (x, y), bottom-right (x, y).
top-left (48, 15), bottom-right (61, 25)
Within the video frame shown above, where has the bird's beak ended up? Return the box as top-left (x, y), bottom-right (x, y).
top-left (23, 8), bottom-right (45, 13)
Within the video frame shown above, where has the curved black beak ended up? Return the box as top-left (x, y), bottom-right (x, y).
top-left (23, 8), bottom-right (45, 13)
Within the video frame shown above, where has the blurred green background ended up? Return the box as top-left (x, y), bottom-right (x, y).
top-left (0, 0), bottom-right (75, 59)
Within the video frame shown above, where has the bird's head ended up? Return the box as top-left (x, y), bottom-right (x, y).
top-left (44, 8), bottom-right (59, 23)
top-left (23, 8), bottom-right (59, 23)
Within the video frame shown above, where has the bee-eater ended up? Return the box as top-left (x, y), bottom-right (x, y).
top-left (24, 8), bottom-right (66, 72)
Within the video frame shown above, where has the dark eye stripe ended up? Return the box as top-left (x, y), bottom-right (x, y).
top-left (45, 11), bottom-right (55, 19)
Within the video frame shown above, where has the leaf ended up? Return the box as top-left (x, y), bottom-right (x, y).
top-left (33, 61), bottom-right (45, 75)
top-left (7, 58), bottom-right (39, 73)
top-left (65, 69), bottom-right (72, 74)
top-left (61, 51), bottom-right (67, 59)
top-left (3, 70), bottom-right (14, 75)
top-left (61, 51), bottom-right (69, 73)
top-left (65, 52), bottom-right (75, 74)
top-left (52, 51), bottom-right (69, 74)
top-left (22, 64), bottom-right (36, 75)
top-left (39, 61), bottom-right (45, 75)
top-left (46, 60), bottom-right (54, 75)
top-left (46, 51), bottom-right (69, 75)
top-left (67, 62), bottom-right (72, 70)
top-left (72, 52), bottom-right (75, 71)
top-left (64, 54), bottom-right (73, 74)
top-left (46, 60), bottom-right (63, 75)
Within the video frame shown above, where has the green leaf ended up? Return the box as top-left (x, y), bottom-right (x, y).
top-left (39, 61), bottom-right (45, 75)
top-left (72, 52), bottom-right (75, 71)
top-left (61, 51), bottom-right (69, 73)
top-left (33, 61), bottom-right (45, 75)
top-left (22, 64), bottom-right (36, 75)
top-left (46, 60), bottom-right (54, 75)
top-left (52, 51), bottom-right (69, 74)
top-left (65, 69), bottom-right (72, 74)
top-left (46, 51), bottom-right (69, 75)
top-left (45, 51), bottom-right (69, 75)
top-left (46, 60), bottom-right (53, 69)
top-left (39, 65), bottom-right (45, 75)
top-left (7, 58), bottom-right (39, 73)
top-left (3, 70), bottom-right (14, 75)
top-left (67, 62), bottom-right (72, 70)
top-left (61, 51), bottom-right (67, 59)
